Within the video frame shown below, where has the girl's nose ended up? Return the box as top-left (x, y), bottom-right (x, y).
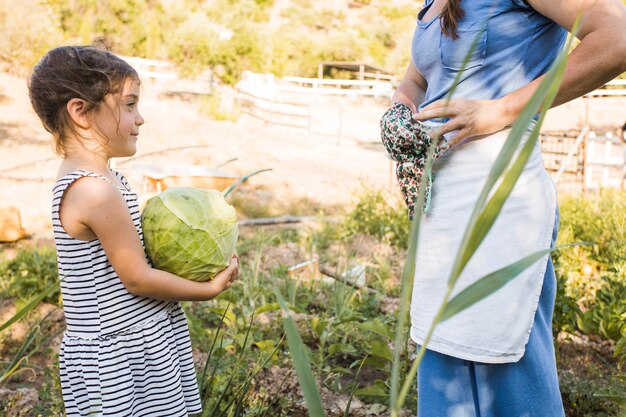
top-left (136, 112), bottom-right (145, 126)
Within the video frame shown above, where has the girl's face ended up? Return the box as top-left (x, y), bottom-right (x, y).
top-left (92, 78), bottom-right (144, 158)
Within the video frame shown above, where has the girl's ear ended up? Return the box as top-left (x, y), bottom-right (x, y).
top-left (66, 98), bottom-right (91, 130)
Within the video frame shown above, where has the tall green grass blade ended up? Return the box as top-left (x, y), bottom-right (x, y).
top-left (219, 334), bottom-right (286, 414)
top-left (200, 302), bottom-right (231, 398)
top-left (0, 280), bottom-right (59, 332)
top-left (0, 311), bottom-right (54, 385)
top-left (275, 288), bottom-right (326, 417)
top-left (344, 356), bottom-right (368, 417)
top-left (209, 312), bottom-right (255, 417)
top-left (442, 248), bottom-right (551, 321)
top-left (441, 242), bottom-right (594, 322)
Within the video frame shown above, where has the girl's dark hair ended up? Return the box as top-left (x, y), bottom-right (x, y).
top-left (440, 0), bottom-right (465, 39)
top-left (28, 46), bottom-right (139, 156)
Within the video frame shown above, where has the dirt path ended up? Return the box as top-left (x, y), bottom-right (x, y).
top-left (0, 72), bottom-right (392, 238)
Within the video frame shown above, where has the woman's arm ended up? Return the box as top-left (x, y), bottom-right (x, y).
top-left (63, 177), bottom-right (239, 301)
top-left (392, 60), bottom-right (428, 113)
top-left (414, 0), bottom-right (626, 146)
top-left (501, 0), bottom-right (626, 118)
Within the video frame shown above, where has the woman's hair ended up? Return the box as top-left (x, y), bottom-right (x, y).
top-left (440, 0), bottom-right (465, 39)
top-left (28, 46), bottom-right (139, 156)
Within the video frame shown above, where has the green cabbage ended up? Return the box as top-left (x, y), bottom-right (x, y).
top-left (141, 187), bottom-right (238, 281)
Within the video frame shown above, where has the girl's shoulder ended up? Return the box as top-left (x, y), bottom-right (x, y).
top-left (53, 169), bottom-right (133, 194)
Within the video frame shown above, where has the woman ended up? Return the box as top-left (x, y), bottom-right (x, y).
top-left (390, 0), bottom-right (626, 415)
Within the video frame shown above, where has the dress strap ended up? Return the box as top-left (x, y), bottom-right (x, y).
top-left (53, 170), bottom-right (130, 195)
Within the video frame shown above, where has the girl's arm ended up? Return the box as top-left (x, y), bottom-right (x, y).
top-left (414, 0), bottom-right (626, 146)
top-left (62, 177), bottom-right (239, 301)
top-left (392, 61), bottom-right (428, 113)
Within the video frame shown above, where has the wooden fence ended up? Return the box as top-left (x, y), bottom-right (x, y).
top-left (541, 128), bottom-right (625, 193)
top-left (111, 60), bottom-right (626, 185)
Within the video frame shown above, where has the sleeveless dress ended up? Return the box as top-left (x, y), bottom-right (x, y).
top-left (52, 170), bottom-right (202, 417)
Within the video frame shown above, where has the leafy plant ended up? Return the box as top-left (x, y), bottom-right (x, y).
top-left (343, 189), bottom-right (410, 249)
top-left (0, 247), bottom-right (59, 304)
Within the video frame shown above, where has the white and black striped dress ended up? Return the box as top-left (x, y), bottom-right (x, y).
top-left (52, 170), bottom-right (202, 417)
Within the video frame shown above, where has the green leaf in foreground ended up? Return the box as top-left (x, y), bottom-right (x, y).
top-left (0, 280), bottom-right (59, 333)
top-left (275, 288), bottom-right (326, 417)
top-left (441, 242), bottom-right (592, 322)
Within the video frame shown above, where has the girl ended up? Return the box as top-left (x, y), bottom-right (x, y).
top-left (28, 46), bottom-right (239, 416)
top-left (389, 0), bottom-right (626, 415)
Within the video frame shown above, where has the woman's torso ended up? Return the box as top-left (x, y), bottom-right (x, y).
top-left (412, 0), bottom-right (567, 115)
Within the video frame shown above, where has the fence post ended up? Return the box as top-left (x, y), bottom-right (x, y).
top-left (585, 131), bottom-right (596, 190)
top-left (602, 132), bottom-right (613, 187)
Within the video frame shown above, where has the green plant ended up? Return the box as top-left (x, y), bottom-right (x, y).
top-left (577, 275), bottom-right (626, 363)
top-left (343, 189), bottom-right (410, 249)
top-left (0, 247), bottom-right (59, 304)
top-left (559, 370), bottom-right (622, 416)
top-left (595, 375), bottom-right (626, 415)
top-left (198, 93), bottom-right (240, 121)
top-left (554, 190), bottom-right (626, 307)
top-left (553, 270), bottom-right (583, 338)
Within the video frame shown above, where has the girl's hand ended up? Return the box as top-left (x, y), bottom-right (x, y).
top-left (413, 98), bottom-right (515, 148)
top-left (209, 255), bottom-right (240, 293)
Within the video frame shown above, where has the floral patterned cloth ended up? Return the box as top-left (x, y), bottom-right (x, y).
top-left (380, 102), bottom-right (449, 219)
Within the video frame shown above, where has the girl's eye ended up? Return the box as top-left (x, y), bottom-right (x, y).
top-left (127, 102), bottom-right (137, 109)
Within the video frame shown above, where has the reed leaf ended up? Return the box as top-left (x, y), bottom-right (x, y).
top-left (275, 288), bottom-right (326, 417)
top-left (443, 248), bottom-right (545, 321)
top-left (0, 280), bottom-right (59, 333)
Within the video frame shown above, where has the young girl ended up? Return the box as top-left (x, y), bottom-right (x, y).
top-left (28, 46), bottom-right (239, 416)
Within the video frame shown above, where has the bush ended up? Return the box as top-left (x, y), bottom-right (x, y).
top-left (0, 0), bottom-right (63, 73)
top-left (553, 190), bottom-right (626, 362)
top-left (343, 189), bottom-right (409, 249)
top-left (559, 370), bottom-right (621, 417)
top-left (554, 190), bottom-right (626, 306)
top-left (0, 247), bottom-right (59, 305)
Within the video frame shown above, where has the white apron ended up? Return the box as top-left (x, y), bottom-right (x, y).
top-left (409, 128), bottom-right (557, 363)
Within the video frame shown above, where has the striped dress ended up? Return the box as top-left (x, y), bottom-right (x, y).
top-left (52, 170), bottom-right (202, 417)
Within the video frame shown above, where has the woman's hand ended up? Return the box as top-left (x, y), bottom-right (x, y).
top-left (209, 255), bottom-right (239, 293)
top-left (412, 97), bottom-right (516, 148)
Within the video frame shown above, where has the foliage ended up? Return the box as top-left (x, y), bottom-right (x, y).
top-left (552, 271), bottom-right (582, 337)
top-left (554, 190), bottom-right (626, 363)
top-left (343, 189), bottom-right (410, 249)
top-left (1, 182), bottom-right (625, 414)
top-left (2, 0), bottom-right (417, 83)
top-left (0, 247), bottom-right (59, 305)
top-left (0, 0), bottom-right (64, 72)
top-left (559, 370), bottom-right (622, 417)
top-left (554, 190), bottom-right (626, 307)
